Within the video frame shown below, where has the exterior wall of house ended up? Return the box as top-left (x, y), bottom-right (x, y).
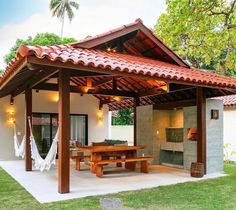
top-left (0, 91), bottom-right (109, 160)
top-left (111, 125), bottom-right (134, 145)
top-left (223, 107), bottom-right (236, 162)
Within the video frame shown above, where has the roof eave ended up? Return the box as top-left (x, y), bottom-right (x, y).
top-left (0, 57), bottom-right (27, 90)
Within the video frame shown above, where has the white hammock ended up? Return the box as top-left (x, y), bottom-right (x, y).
top-left (14, 117), bottom-right (59, 172)
top-left (13, 124), bottom-right (25, 158)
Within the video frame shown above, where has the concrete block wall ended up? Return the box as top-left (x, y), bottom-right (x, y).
top-left (206, 99), bottom-right (224, 173)
top-left (136, 100), bottom-right (224, 174)
top-left (153, 110), bottom-right (170, 164)
top-left (183, 106), bottom-right (197, 170)
top-left (137, 106), bottom-right (183, 164)
top-left (136, 105), bottom-right (153, 158)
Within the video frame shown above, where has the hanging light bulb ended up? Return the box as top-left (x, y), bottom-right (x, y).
top-left (10, 96), bottom-right (14, 105)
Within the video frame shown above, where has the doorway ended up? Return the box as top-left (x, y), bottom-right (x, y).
top-left (32, 113), bottom-right (88, 157)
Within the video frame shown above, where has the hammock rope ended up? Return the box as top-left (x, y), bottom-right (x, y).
top-left (13, 117), bottom-right (59, 171)
top-left (13, 124), bottom-right (25, 158)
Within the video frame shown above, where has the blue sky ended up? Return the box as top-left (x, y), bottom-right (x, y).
top-left (0, 0), bottom-right (166, 68)
top-left (0, 0), bottom-right (47, 26)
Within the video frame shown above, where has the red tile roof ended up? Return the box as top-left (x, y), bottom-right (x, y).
top-left (218, 95), bottom-right (236, 107)
top-left (1, 19), bottom-right (236, 111)
top-left (1, 44), bottom-right (234, 89)
top-left (72, 18), bottom-right (190, 68)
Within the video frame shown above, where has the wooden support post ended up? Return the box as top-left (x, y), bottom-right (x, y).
top-left (58, 69), bottom-right (70, 194)
top-left (25, 88), bottom-right (32, 171)
top-left (197, 87), bottom-right (206, 174)
top-left (133, 97), bottom-right (140, 146)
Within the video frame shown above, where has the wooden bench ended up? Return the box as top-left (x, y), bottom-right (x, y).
top-left (71, 155), bottom-right (90, 171)
top-left (90, 157), bottom-right (153, 177)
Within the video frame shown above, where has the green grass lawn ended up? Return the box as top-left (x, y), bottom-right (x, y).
top-left (0, 164), bottom-right (236, 210)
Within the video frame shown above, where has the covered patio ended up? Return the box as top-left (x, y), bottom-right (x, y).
top-left (0, 19), bottom-right (236, 195)
top-left (0, 160), bottom-right (225, 203)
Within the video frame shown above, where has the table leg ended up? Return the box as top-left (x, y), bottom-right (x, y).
top-left (140, 161), bottom-right (148, 173)
top-left (116, 156), bottom-right (122, 167)
top-left (90, 153), bottom-right (102, 173)
top-left (125, 150), bottom-right (136, 171)
top-left (75, 157), bottom-right (81, 171)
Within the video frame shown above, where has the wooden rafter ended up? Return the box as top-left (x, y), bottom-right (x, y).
top-left (12, 69), bottom-right (58, 97)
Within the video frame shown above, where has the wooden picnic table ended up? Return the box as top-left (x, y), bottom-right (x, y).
top-left (78, 145), bottom-right (145, 173)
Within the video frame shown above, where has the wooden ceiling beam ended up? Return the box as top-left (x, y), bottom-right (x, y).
top-left (26, 56), bottom-right (236, 91)
top-left (33, 83), bottom-right (137, 98)
top-left (12, 69), bottom-right (58, 97)
top-left (153, 99), bottom-right (196, 110)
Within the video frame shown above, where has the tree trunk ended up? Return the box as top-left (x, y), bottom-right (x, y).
top-left (61, 13), bottom-right (65, 39)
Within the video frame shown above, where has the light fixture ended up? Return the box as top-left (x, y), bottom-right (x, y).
top-left (7, 111), bottom-right (15, 124)
top-left (97, 111), bottom-right (104, 125)
top-left (113, 96), bottom-right (122, 101)
top-left (10, 96), bottom-right (14, 105)
top-left (52, 93), bottom-right (59, 102)
top-left (211, 109), bottom-right (219, 120)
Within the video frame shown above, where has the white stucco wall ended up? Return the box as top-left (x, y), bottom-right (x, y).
top-left (223, 107), bottom-right (236, 162)
top-left (0, 91), bottom-right (109, 160)
top-left (111, 125), bottom-right (134, 145)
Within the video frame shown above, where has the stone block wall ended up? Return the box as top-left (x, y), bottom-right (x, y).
top-left (183, 106), bottom-right (197, 170)
top-left (136, 105), bottom-right (153, 158)
top-left (137, 101), bottom-right (223, 174)
top-left (206, 99), bottom-right (224, 173)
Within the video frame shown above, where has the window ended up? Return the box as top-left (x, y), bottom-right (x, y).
top-left (32, 113), bottom-right (88, 157)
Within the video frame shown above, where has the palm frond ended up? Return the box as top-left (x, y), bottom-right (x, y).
top-left (49, 0), bottom-right (60, 10)
top-left (65, 4), bottom-right (74, 22)
top-left (69, 1), bottom-right (79, 10)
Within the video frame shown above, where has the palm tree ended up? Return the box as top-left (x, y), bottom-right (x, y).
top-left (50, 0), bottom-right (79, 38)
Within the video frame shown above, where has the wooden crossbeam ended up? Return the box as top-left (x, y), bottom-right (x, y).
top-left (34, 83), bottom-right (136, 98)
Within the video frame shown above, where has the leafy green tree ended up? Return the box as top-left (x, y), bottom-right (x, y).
top-left (4, 33), bottom-right (77, 65)
top-left (112, 108), bottom-right (134, 125)
top-left (154, 0), bottom-right (236, 75)
top-left (50, 0), bottom-right (79, 38)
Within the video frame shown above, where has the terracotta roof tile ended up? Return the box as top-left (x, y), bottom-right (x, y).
top-left (217, 95), bottom-right (236, 107)
top-left (1, 44), bottom-right (236, 89)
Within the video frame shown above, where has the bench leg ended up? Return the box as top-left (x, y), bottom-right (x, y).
top-left (116, 156), bottom-right (122, 167)
top-left (140, 161), bottom-right (148, 173)
top-left (96, 165), bottom-right (103, 177)
top-left (75, 158), bottom-right (81, 171)
top-left (91, 153), bottom-right (102, 173)
top-left (125, 162), bottom-right (136, 171)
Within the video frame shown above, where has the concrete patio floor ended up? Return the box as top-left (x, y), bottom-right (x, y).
top-left (0, 160), bottom-right (226, 203)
